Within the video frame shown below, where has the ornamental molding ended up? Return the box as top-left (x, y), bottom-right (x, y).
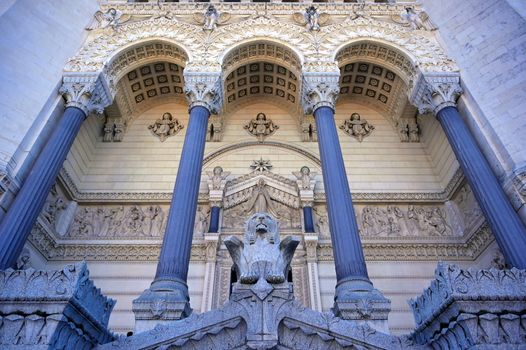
top-left (59, 73), bottom-right (112, 116)
top-left (184, 71), bottom-right (223, 113)
top-left (301, 71), bottom-right (340, 114)
top-left (57, 165), bottom-right (464, 204)
top-left (409, 72), bottom-right (463, 115)
top-left (65, 6), bottom-right (458, 99)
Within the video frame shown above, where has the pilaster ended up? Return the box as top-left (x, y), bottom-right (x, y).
top-left (304, 233), bottom-right (322, 312)
top-left (201, 232), bottom-right (220, 312)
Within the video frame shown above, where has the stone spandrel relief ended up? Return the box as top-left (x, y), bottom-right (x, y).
top-left (244, 113), bottom-right (279, 142)
top-left (339, 113), bottom-right (375, 142)
top-left (148, 112), bottom-right (184, 142)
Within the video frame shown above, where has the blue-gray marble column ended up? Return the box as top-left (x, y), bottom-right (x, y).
top-left (314, 106), bottom-right (369, 282)
top-left (303, 206), bottom-right (315, 233)
top-left (151, 105), bottom-right (210, 296)
top-left (0, 106), bottom-right (87, 269)
top-left (437, 106), bottom-right (526, 268)
top-left (208, 206), bottom-right (220, 233)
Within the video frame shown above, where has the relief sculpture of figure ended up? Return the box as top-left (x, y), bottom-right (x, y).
top-left (224, 212), bottom-right (300, 284)
top-left (148, 112), bottom-right (184, 142)
top-left (244, 113), bottom-right (279, 142)
top-left (292, 166), bottom-right (317, 191)
top-left (243, 179), bottom-right (278, 218)
top-left (340, 113), bottom-right (375, 142)
top-left (206, 166), bottom-right (230, 191)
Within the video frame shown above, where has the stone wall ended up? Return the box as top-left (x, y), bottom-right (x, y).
top-left (0, 0), bottom-right (99, 217)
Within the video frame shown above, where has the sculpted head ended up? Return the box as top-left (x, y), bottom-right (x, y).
top-left (350, 113), bottom-right (361, 121)
top-left (213, 166), bottom-right (223, 176)
top-left (300, 166), bottom-right (310, 175)
top-left (256, 113), bottom-right (266, 121)
top-left (245, 212), bottom-right (279, 244)
top-left (162, 112), bottom-right (172, 120)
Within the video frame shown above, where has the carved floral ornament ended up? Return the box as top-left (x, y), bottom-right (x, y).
top-left (65, 9), bottom-right (458, 90)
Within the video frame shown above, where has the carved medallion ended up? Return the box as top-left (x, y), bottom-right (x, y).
top-left (244, 113), bottom-right (279, 142)
top-left (339, 113), bottom-right (375, 142)
top-left (148, 112), bottom-right (183, 142)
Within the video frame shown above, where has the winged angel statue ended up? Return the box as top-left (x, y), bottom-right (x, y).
top-left (86, 8), bottom-right (132, 31)
top-left (391, 7), bottom-right (437, 31)
top-left (193, 5), bottom-right (231, 31)
top-left (225, 213), bottom-right (299, 285)
top-left (293, 6), bottom-right (330, 31)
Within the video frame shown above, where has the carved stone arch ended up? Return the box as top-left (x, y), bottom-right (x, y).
top-left (64, 18), bottom-right (205, 90)
top-left (212, 17), bottom-right (315, 65)
top-left (324, 17), bottom-right (458, 78)
top-left (104, 39), bottom-right (189, 85)
top-left (202, 141), bottom-right (321, 168)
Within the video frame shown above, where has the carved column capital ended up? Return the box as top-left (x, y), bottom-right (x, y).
top-left (301, 71), bottom-right (340, 114)
top-left (304, 233), bottom-right (319, 263)
top-left (183, 71), bottom-right (223, 114)
top-left (59, 74), bottom-right (112, 116)
top-left (409, 72), bottom-right (463, 115)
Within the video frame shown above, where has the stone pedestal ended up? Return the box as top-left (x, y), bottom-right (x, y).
top-left (0, 262), bottom-right (115, 349)
top-left (410, 263), bottom-right (526, 349)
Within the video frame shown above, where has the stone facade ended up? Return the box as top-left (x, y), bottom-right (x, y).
top-left (0, 0), bottom-right (525, 344)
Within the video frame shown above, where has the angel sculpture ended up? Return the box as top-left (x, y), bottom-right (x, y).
top-left (194, 5), bottom-right (230, 31)
top-left (206, 166), bottom-right (230, 191)
top-left (225, 213), bottom-right (300, 284)
top-left (393, 7), bottom-right (437, 31)
top-left (293, 6), bottom-right (329, 31)
top-left (86, 8), bottom-right (130, 31)
top-left (292, 166), bottom-right (317, 191)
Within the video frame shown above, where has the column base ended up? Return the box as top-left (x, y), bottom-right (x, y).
top-left (132, 278), bottom-right (192, 333)
top-left (332, 277), bottom-right (391, 333)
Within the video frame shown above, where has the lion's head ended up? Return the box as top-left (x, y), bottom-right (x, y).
top-left (245, 212), bottom-right (279, 244)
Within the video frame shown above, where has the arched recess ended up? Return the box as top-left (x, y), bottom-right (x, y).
top-left (220, 40), bottom-right (304, 116)
top-left (334, 39), bottom-right (420, 128)
top-left (100, 39), bottom-right (190, 131)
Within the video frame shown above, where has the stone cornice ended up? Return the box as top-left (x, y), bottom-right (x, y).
top-left (58, 166), bottom-right (464, 203)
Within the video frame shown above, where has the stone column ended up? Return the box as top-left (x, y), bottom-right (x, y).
top-left (294, 166), bottom-right (316, 233)
top-left (0, 76), bottom-right (109, 269)
top-left (206, 166), bottom-right (229, 233)
top-left (411, 73), bottom-right (526, 269)
top-left (304, 233), bottom-right (322, 311)
top-left (302, 72), bottom-right (390, 331)
top-left (133, 72), bottom-right (222, 331)
top-left (201, 232), bottom-right (219, 312)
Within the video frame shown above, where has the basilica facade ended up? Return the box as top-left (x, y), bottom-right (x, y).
top-left (0, 0), bottom-right (525, 347)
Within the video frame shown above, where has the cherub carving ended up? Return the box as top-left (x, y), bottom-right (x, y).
top-left (340, 113), bottom-right (375, 142)
top-left (148, 112), bottom-right (184, 142)
top-left (207, 166), bottom-right (230, 191)
top-left (225, 213), bottom-right (300, 284)
top-left (292, 166), bottom-right (317, 191)
top-left (194, 5), bottom-right (230, 31)
top-left (86, 8), bottom-right (131, 31)
top-left (293, 6), bottom-right (329, 31)
top-left (244, 113), bottom-right (279, 142)
top-left (392, 7), bottom-right (437, 31)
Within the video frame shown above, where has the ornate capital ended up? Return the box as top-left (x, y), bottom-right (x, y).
top-left (301, 71), bottom-right (340, 114)
top-left (183, 71), bottom-right (223, 114)
top-left (409, 72), bottom-right (463, 115)
top-left (59, 74), bottom-right (112, 116)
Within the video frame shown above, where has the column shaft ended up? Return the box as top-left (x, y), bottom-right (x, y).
top-left (314, 106), bottom-right (368, 281)
top-left (303, 206), bottom-right (315, 233)
top-left (0, 107), bottom-right (86, 269)
top-left (154, 105), bottom-right (210, 284)
top-left (437, 106), bottom-right (526, 268)
top-left (208, 206), bottom-right (220, 233)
